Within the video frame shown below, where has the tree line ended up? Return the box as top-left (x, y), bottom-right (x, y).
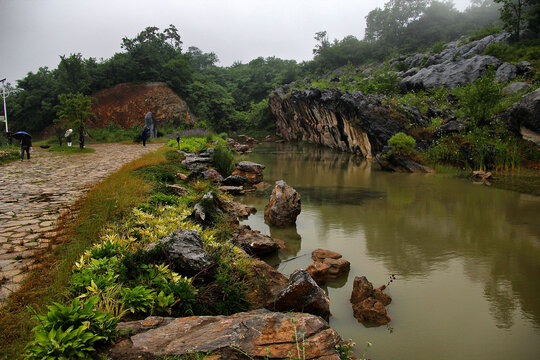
top-left (5, 0), bottom-right (538, 135)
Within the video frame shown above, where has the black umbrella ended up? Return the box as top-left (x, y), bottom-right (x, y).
top-left (13, 131), bottom-right (32, 140)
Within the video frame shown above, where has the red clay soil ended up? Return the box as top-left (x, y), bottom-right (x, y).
top-left (92, 82), bottom-right (194, 129)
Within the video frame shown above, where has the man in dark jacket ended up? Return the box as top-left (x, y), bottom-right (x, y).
top-left (20, 135), bottom-right (32, 160)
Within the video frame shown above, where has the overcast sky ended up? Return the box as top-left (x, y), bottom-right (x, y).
top-left (1, 0), bottom-right (473, 84)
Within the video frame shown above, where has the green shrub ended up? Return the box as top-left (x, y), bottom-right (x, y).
top-left (388, 132), bottom-right (416, 157)
top-left (149, 192), bottom-right (179, 206)
top-left (430, 41), bottom-right (446, 54)
top-left (154, 291), bottom-right (179, 315)
top-left (212, 147), bottom-right (236, 177)
top-left (120, 286), bottom-right (156, 313)
top-left (469, 25), bottom-right (503, 41)
top-left (453, 69), bottom-right (502, 127)
top-left (24, 297), bottom-right (118, 359)
top-left (159, 278), bottom-right (198, 316)
top-left (426, 136), bottom-right (465, 166)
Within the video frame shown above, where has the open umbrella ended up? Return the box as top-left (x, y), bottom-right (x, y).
top-left (12, 131), bottom-right (31, 140)
top-left (64, 128), bottom-right (73, 137)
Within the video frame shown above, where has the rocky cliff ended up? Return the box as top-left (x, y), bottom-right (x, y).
top-left (92, 82), bottom-right (194, 129)
top-left (269, 87), bottom-right (427, 158)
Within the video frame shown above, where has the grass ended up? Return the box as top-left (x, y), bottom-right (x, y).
top-left (0, 145), bottom-right (20, 164)
top-left (0, 147), bottom-right (168, 359)
top-left (47, 145), bottom-right (95, 153)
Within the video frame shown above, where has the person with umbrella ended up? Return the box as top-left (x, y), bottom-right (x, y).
top-left (13, 131), bottom-right (32, 160)
top-left (141, 126), bottom-right (150, 147)
top-left (65, 128), bottom-right (73, 147)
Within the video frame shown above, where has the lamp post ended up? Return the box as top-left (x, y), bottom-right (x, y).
top-left (0, 78), bottom-right (7, 132)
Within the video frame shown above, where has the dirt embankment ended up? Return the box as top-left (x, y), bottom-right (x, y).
top-left (92, 82), bottom-right (195, 129)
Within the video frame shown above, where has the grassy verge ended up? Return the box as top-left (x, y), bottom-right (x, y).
top-left (0, 147), bottom-right (168, 359)
top-left (0, 146), bottom-right (20, 164)
top-left (47, 145), bottom-right (96, 153)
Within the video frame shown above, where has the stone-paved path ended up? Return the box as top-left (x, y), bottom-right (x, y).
top-left (0, 143), bottom-right (162, 303)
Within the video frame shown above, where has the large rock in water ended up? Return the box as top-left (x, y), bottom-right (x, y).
top-left (269, 88), bottom-right (426, 158)
top-left (264, 180), bottom-right (301, 227)
top-left (350, 276), bottom-right (392, 326)
top-left (272, 269), bottom-right (331, 321)
top-left (146, 229), bottom-right (212, 276)
top-left (499, 88), bottom-right (540, 146)
top-left (234, 226), bottom-right (283, 256)
top-left (110, 310), bottom-right (341, 359)
top-left (231, 161), bottom-right (265, 185)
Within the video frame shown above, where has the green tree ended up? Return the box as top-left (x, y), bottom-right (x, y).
top-left (55, 93), bottom-right (96, 142)
top-left (56, 53), bottom-right (91, 94)
top-left (494, 0), bottom-right (531, 41)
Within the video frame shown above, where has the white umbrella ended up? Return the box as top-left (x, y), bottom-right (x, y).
top-left (64, 129), bottom-right (73, 137)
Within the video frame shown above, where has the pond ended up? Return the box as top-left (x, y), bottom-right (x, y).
top-left (237, 142), bottom-right (540, 360)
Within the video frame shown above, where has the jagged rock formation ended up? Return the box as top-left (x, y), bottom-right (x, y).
top-left (269, 88), bottom-right (427, 158)
top-left (110, 310), bottom-right (341, 359)
top-left (92, 82), bottom-right (194, 128)
top-left (264, 180), bottom-right (302, 227)
top-left (499, 88), bottom-right (540, 146)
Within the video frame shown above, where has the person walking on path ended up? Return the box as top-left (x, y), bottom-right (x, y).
top-left (79, 131), bottom-right (85, 149)
top-left (19, 134), bottom-right (32, 160)
top-left (142, 126), bottom-right (150, 147)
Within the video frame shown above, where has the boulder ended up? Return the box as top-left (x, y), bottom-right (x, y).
top-left (221, 201), bottom-right (257, 218)
top-left (312, 249), bottom-right (342, 263)
top-left (248, 259), bottom-right (289, 307)
top-left (323, 258), bottom-right (351, 277)
top-left (264, 180), bottom-right (301, 227)
top-left (400, 55), bottom-right (502, 91)
top-left (164, 184), bottom-right (188, 196)
top-left (222, 174), bottom-right (249, 186)
top-left (237, 135), bottom-right (258, 144)
top-left (433, 120), bottom-right (468, 138)
top-left (146, 229), bottom-right (212, 276)
top-left (233, 143), bottom-right (251, 153)
top-left (219, 185), bottom-right (245, 195)
top-left (190, 192), bottom-right (222, 226)
top-left (499, 88), bottom-right (540, 145)
top-left (110, 310), bottom-right (341, 360)
top-left (350, 276), bottom-right (392, 326)
top-left (502, 82), bottom-right (531, 97)
top-left (253, 182), bottom-right (272, 191)
top-left (306, 262), bottom-right (330, 285)
top-left (231, 161), bottom-right (265, 185)
top-left (517, 61), bottom-right (534, 77)
top-left (202, 169), bottom-right (224, 183)
top-left (176, 172), bottom-right (187, 181)
top-left (495, 62), bottom-right (517, 82)
top-left (272, 269), bottom-right (331, 321)
top-left (234, 227), bottom-right (283, 256)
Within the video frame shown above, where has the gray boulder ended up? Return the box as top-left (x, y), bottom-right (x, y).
top-left (433, 120), bottom-right (468, 138)
top-left (502, 82), bottom-right (531, 97)
top-left (221, 174), bottom-right (249, 186)
top-left (234, 227), bottom-right (282, 256)
top-left (272, 269), bottom-right (331, 321)
top-left (495, 62), bottom-right (518, 82)
top-left (499, 88), bottom-right (540, 145)
top-left (400, 55), bottom-right (502, 91)
top-left (517, 61), bottom-right (534, 77)
top-left (146, 229), bottom-right (212, 275)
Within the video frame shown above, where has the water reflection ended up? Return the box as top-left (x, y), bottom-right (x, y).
top-left (240, 142), bottom-right (540, 358)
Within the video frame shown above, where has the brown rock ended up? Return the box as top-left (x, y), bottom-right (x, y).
top-left (176, 172), bottom-right (187, 180)
top-left (323, 258), bottom-right (350, 277)
top-left (165, 184), bottom-right (188, 196)
top-left (350, 276), bottom-right (392, 326)
top-left (248, 259), bottom-right (289, 308)
top-left (231, 161), bottom-right (265, 185)
top-left (264, 180), bottom-right (301, 227)
top-left (109, 310), bottom-right (341, 360)
top-left (312, 249), bottom-right (342, 263)
top-left (272, 269), bottom-right (330, 321)
top-left (306, 262), bottom-right (330, 285)
top-left (234, 227), bottom-right (283, 256)
top-left (253, 182), bottom-right (272, 191)
top-left (233, 143), bottom-right (251, 153)
top-left (219, 186), bottom-right (245, 195)
top-left (221, 200), bottom-right (257, 218)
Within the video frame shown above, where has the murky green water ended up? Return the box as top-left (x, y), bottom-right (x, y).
top-left (238, 142), bottom-right (540, 360)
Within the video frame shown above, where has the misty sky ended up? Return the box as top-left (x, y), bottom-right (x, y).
top-left (1, 0), bottom-right (473, 84)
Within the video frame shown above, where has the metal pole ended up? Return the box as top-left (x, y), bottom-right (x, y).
top-left (1, 79), bottom-right (7, 133)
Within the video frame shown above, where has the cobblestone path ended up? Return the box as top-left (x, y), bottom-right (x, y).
top-left (0, 143), bottom-right (162, 303)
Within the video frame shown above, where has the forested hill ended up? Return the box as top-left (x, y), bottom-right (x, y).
top-left (4, 0), bottom-right (539, 136)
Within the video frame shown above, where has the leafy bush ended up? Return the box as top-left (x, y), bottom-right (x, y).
top-left (149, 192), bottom-right (180, 206)
top-left (25, 297), bottom-right (118, 359)
top-left (453, 69), bottom-right (502, 126)
top-left (120, 286), bottom-right (156, 313)
top-left (159, 278), bottom-right (198, 316)
top-left (388, 132), bottom-right (416, 157)
top-left (154, 291), bottom-right (179, 315)
top-left (469, 25), bottom-right (503, 41)
top-left (212, 147), bottom-right (236, 177)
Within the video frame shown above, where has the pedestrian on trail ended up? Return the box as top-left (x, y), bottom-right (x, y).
top-left (67, 134), bottom-right (72, 147)
top-left (79, 131), bottom-right (85, 149)
top-left (20, 135), bottom-right (32, 160)
top-left (142, 126), bottom-right (150, 147)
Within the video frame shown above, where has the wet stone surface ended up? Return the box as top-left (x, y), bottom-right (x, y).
top-left (0, 143), bottom-right (161, 304)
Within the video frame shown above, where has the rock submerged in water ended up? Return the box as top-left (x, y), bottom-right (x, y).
top-left (110, 310), bottom-right (341, 359)
top-left (350, 276), bottom-right (392, 326)
top-left (231, 161), bottom-right (265, 185)
top-left (234, 226), bottom-right (283, 256)
top-left (272, 269), bottom-right (331, 321)
top-left (264, 180), bottom-right (301, 227)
